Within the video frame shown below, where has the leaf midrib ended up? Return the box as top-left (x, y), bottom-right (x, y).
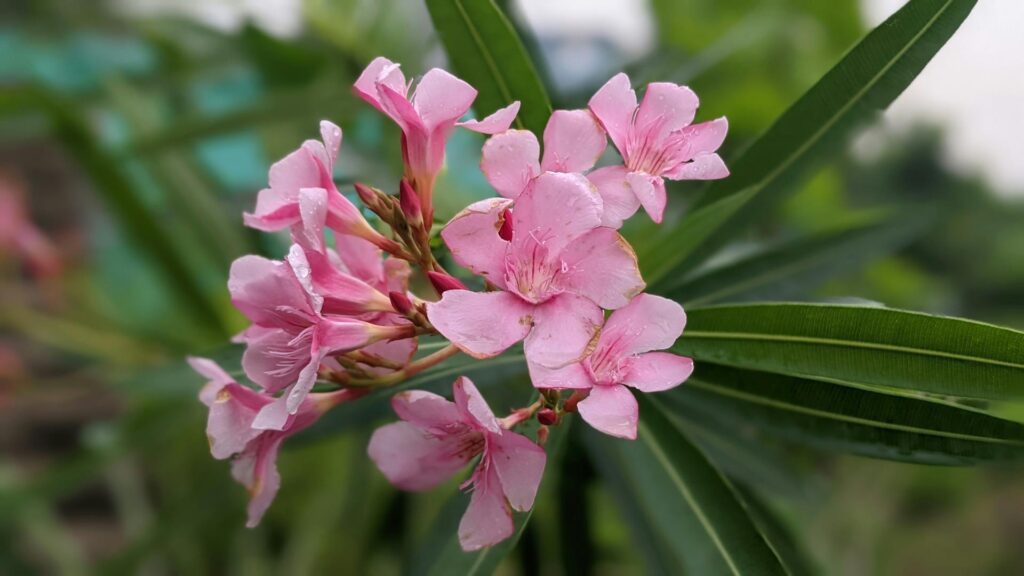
top-left (685, 379), bottom-right (1024, 447)
top-left (681, 331), bottom-right (1024, 371)
top-left (451, 0), bottom-right (524, 131)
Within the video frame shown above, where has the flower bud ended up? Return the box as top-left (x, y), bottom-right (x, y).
top-left (353, 182), bottom-right (380, 210)
top-left (537, 408), bottom-right (557, 426)
top-left (389, 290), bottom-right (414, 316)
top-left (563, 390), bottom-right (589, 413)
top-left (399, 178), bottom-right (423, 228)
top-left (427, 271), bottom-right (467, 294)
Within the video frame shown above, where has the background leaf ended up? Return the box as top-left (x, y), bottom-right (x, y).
top-left (676, 303), bottom-right (1024, 400)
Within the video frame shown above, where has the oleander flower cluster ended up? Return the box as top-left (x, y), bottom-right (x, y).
top-left (190, 57), bottom-right (727, 549)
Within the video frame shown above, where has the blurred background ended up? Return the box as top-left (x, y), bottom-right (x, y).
top-left (1, 0), bottom-right (1022, 574)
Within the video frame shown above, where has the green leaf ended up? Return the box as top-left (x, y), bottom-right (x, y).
top-left (663, 209), bottom-right (932, 306)
top-left (675, 303), bottom-right (1024, 400)
top-left (642, 0), bottom-right (979, 286)
top-left (584, 397), bottom-right (786, 576)
top-left (734, 487), bottom-right (819, 576)
top-left (661, 363), bottom-right (1024, 465)
top-left (425, 0), bottom-right (552, 136)
top-left (407, 420), bottom-right (569, 576)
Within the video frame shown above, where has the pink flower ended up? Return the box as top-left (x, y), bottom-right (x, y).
top-left (481, 109), bottom-right (642, 228)
top-left (0, 174), bottom-right (61, 277)
top-left (367, 377), bottom-right (546, 550)
top-left (529, 294), bottom-right (693, 439)
top-left (243, 121), bottom-right (398, 252)
top-left (428, 172), bottom-right (644, 369)
top-left (230, 245), bottom-right (414, 430)
top-left (353, 57), bottom-right (520, 221)
top-left (589, 73), bottom-right (729, 223)
top-left (191, 357), bottom-right (360, 527)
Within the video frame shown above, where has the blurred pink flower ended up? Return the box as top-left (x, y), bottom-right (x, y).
top-left (367, 376), bottom-right (546, 550)
top-left (429, 172), bottom-right (644, 369)
top-left (0, 176), bottom-right (61, 277)
top-left (191, 357), bottom-right (360, 527)
top-left (589, 73), bottom-right (729, 223)
top-left (529, 294), bottom-right (693, 439)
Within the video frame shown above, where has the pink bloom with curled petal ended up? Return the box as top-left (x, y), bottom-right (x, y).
top-left (529, 294), bottom-right (693, 439)
top-left (230, 246), bottom-right (414, 430)
top-left (428, 172), bottom-right (644, 369)
top-left (589, 73), bottom-right (729, 223)
top-left (481, 109), bottom-right (642, 229)
top-left (367, 376), bottom-right (546, 551)
top-left (354, 57), bottom-right (519, 221)
top-left (191, 357), bottom-right (361, 527)
top-left (244, 121), bottom-right (398, 252)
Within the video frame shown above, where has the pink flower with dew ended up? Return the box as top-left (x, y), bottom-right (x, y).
top-left (291, 187), bottom-right (417, 374)
top-left (354, 57), bottom-right (520, 222)
top-left (367, 377), bottom-right (546, 551)
top-left (243, 121), bottom-right (398, 253)
top-left (191, 357), bottom-right (361, 527)
top-left (428, 172), bottom-right (645, 369)
top-left (529, 294), bottom-right (693, 439)
top-left (230, 246), bottom-right (413, 430)
top-left (588, 73), bottom-right (729, 223)
top-left (481, 109), bottom-right (641, 229)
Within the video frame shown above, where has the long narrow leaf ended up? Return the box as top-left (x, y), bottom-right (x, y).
top-left (662, 363), bottom-right (1024, 465)
top-left (425, 0), bottom-right (552, 135)
top-left (585, 397), bottom-right (786, 576)
top-left (676, 303), bottom-right (1024, 400)
top-left (642, 0), bottom-right (978, 285)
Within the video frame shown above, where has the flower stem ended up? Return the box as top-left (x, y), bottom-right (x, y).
top-left (344, 343), bottom-right (461, 388)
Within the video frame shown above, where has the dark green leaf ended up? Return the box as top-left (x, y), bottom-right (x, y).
top-left (676, 303), bottom-right (1024, 400)
top-left (734, 487), bottom-right (819, 576)
top-left (642, 0), bottom-right (979, 285)
top-left (407, 421), bottom-right (569, 576)
top-left (663, 363), bottom-right (1024, 465)
top-left (664, 209), bottom-right (932, 305)
top-left (585, 397), bottom-right (786, 576)
top-left (425, 0), bottom-right (552, 136)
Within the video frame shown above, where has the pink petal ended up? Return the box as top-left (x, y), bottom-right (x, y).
top-left (427, 290), bottom-right (533, 359)
top-left (528, 360), bottom-right (593, 389)
top-left (588, 72), bottom-right (637, 155)
top-left (229, 255), bottom-right (313, 327)
top-left (353, 56), bottom-right (405, 114)
top-left (626, 172), bottom-right (668, 224)
top-left (454, 376), bottom-right (501, 434)
top-left (459, 464), bottom-right (514, 551)
top-left (587, 166), bottom-right (641, 229)
top-left (189, 356), bottom-right (237, 405)
top-left (556, 227), bottom-right (645, 310)
top-left (383, 257), bottom-right (411, 293)
top-left (233, 436), bottom-right (284, 527)
top-left (480, 130), bottom-right (540, 199)
top-left (524, 293), bottom-right (603, 369)
top-left (244, 188), bottom-right (299, 231)
top-left (670, 153), bottom-right (730, 181)
top-left (391, 390), bottom-right (464, 431)
top-left (296, 187), bottom-right (328, 253)
top-left (441, 197), bottom-right (513, 288)
top-left (512, 172), bottom-right (603, 257)
top-left (595, 294), bottom-right (686, 359)
top-left (458, 101), bottom-right (521, 134)
top-left (241, 326), bottom-right (308, 393)
top-left (251, 394), bottom-right (293, 431)
top-left (359, 328), bottom-right (416, 375)
top-left (368, 421), bottom-right (476, 491)
top-left (541, 109), bottom-right (607, 173)
top-left (621, 352), bottom-right (694, 392)
top-left (206, 383), bottom-right (269, 460)
top-left (489, 431), bottom-right (546, 511)
top-left (333, 233), bottom-right (385, 286)
top-left (576, 384), bottom-right (638, 440)
top-left (285, 244), bottom-right (324, 314)
top-left (378, 82), bottom-right (427, 133)
top-left (678, 117), bottom-right (728, 159)
top-left (634, 82), bottom-right (699, 140)
top-left (319, 120), bottom-right (343, 167)
top-left (413, 68), bottom-right (478, 132)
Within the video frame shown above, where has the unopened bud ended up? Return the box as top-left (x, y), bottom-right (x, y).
top-left (388, 291), bottom-right (414, 315)
top-left (537, 426), bottom-right (549, 446)
top-left (563, 390), bottom-right (589, 413)
top-left (399, 178), bottom-right (423, 227)
top-left (498, 207), bottom-right (514, 241)
top-left (427, 271), bottom-right (467, 294)
top-left (537, 408), bottom-right (557, 426)
top-left (353, 182), bottom-right (379, 210)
